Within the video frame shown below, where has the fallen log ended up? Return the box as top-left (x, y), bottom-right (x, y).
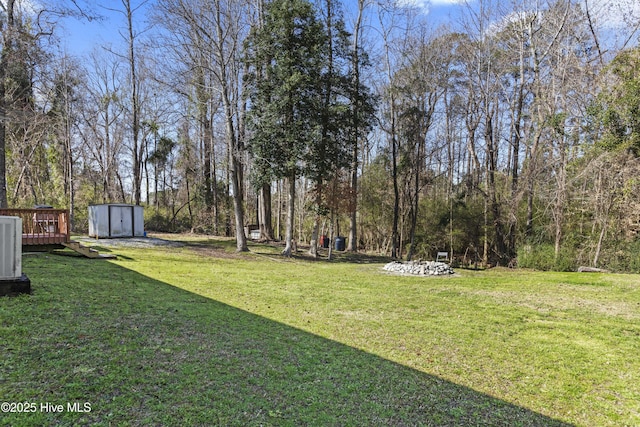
top-left (577, 266), bottom-right (609, 273)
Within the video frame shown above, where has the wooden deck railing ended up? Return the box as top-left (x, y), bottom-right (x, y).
top-left (0, 208), bottom-right (70, 246)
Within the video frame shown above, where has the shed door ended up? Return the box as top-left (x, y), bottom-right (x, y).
top-left (110, 206), bottom-right (133, 237)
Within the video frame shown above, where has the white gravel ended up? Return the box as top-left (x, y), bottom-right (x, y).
top-left (75, 236), bottom-right (185, 248)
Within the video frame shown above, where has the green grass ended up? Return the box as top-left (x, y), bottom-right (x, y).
top-left (1, 236), bottom-right (639, 426)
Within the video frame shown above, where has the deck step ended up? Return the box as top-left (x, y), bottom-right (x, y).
top-left (62, 241), bottom-right (106, 259)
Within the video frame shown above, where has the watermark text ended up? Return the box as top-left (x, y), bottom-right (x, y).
top-left (1, 401), bottom-right (92, 414)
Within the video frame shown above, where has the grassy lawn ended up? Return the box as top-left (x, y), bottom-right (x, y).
top-left (1, 235), bottom-right (639, 426)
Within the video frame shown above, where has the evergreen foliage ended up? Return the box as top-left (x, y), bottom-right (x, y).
top-left (244, 0), bottom-right (328, 186)
top-left (592, 47), bottom-right (640, 155)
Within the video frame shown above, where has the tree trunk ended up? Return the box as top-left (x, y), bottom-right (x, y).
top-left (0, 0), bottom-right (15, 209)
top-left (214, 1), bottom-right (247, 252)
top-left (277, 179), bottom-right (282, 240)
top-left (347, 159), bottom-right (358, 252)
top-left (485, 111), bottom-right (508, 264)
top-left (553, 136), bottom-right (567, 260)
top-left (230, 166), bottom-right (246, 252)
top-left (308, 184), bottom-right (322, 258)
top-left (593, 220), bottom-right (607, 268)
top-left (327, 209), bottom-right (335, 261)
top-left (347, 0), bottom-right (366, 253)
top-left (224, 99), bottom-right (247, 252)
top-left (196, 69), bottom-right (215, 218)
top-left (123, 0), bottom-right (142, 206)
top-left (282, 173), bottom-right (296, 257)
top-left (0, 104), bottom-right (7, 208)
top-left (309, 214), bottom-right (320, 258)
top-left (258, 182), bottom-right (274, 240)
top-left (406, 136), bottom-right (422, 261)
top-left (64, 85), bottom-right (75, 230)
top-left (390, 94), bottom-right (400, 259)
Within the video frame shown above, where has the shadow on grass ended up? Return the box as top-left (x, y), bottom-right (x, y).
top-left (159, 236), bottom-right (393, 264)
top-left (246, 240), bottom-right (393, 264)
top-left (2, 254), bottom-right (573, 426)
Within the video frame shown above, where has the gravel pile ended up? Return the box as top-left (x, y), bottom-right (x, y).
top-left (383, 260), bottom-right (454, 276)
top-left (76, 236), bottom-right (184, 248)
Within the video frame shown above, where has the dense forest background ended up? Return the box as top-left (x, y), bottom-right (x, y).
top-left (2, 0), bottom-right (640, 271)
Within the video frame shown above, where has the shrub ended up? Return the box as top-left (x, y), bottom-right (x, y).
top-left (517, 244), bottom-right (576, 272)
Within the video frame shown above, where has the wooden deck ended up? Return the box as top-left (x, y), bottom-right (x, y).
top-left (0, 208), bottom-right (70, 246)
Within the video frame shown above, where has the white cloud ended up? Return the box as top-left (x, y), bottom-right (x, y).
top-left (0, 0), bottom-right (42, 15)
top-left (431, 0), bottom-right (465, 4)
top-left (396, 0), bottom-right (430, 9)
top-left (397, 0), bottom-right (464, 9)
top-left (584, 0), bottom-right (640, 29)
top-left (391, 0), bottom-right (640, 39)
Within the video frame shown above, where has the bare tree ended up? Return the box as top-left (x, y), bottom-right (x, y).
top-left (46, 55), bottom-right (81, 226)
top-left (77, 49), bottom-right (127, 202)
top-left (105, 0), bottom-right (148, 206)
top-left (375, 0), bottom-right (421, 258)
top-left (0, 0), bottom-right (97, 208)
top-left (393, 30), bottom-right (453, 260)
top-left (155, 0), bottom-right (250, 251)
top-left (345, 0), bottom-right (375, 252)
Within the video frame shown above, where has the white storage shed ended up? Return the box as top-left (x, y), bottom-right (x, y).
top-left (89, 204), bottom-right (144, 238)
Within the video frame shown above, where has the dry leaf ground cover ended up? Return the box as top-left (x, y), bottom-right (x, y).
top-left (1, 235), bottom-right (638, 426)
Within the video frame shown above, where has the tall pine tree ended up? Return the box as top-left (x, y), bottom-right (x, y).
top-left (244, 0), bottom-right (328, 256)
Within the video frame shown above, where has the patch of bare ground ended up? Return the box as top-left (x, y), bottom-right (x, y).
top-left (76, 235), bottom-right (184, 248)
top-left (470, 289), bottom-right (640, 320)
top-left (83, 231), bottom-right (393, 263)
top-left (187, 244), bottom-right (249, 259)
top-left (255, 240), bottom-right (392, 264)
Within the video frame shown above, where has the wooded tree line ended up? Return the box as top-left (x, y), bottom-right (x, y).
top-left (2, 0), bottom-right (640, 270)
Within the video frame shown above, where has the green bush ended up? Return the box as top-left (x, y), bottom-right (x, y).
top-left (517, 244), bottom-right (577, 272)
top-left (595, 239), bottom-right (640, 273)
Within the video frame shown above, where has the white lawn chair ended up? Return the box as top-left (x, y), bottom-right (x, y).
top-left (436, 251), bottom-right (449, 263)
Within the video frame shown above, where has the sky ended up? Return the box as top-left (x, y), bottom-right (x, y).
top-left (400, 0), bottom-right (640, 29)
top-left (58, 3), bottom-right (146, 55)
top-left (400, 0), bottom-right (465, 16)
top-left (53, 0), bottom-right (640, 56)
top-left (57, 0), bottom-right (467, 56)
